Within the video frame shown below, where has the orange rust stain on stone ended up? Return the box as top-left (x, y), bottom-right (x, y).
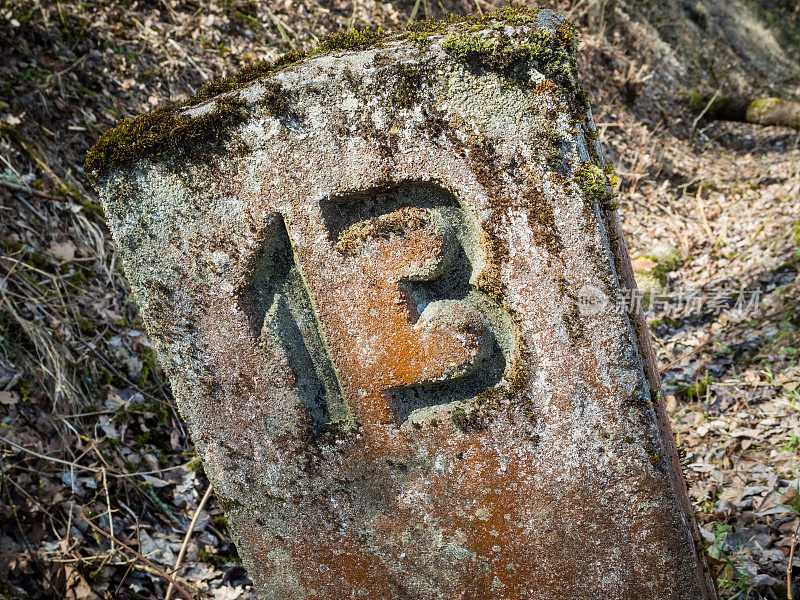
top-left (534, 79), bottom-right (558, 94)
top-left (302, 210), bottom-right (487, 434)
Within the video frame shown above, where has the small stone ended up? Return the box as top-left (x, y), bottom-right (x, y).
top-left (752, 573), bottom-right (777, 587)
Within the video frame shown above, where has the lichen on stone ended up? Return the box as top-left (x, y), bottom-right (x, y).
top-left (85, 7), bottom-right (583, 183)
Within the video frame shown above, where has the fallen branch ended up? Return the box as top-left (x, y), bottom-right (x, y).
top-left (0, 435), bottom-right (194, 480)
top-left (789, 534), bottom-right (797, 600)
top-left (81, 513), bottom-right (196, 600)
top-left (164, 484), bottom-right (214, 600)
top-left (659, 335), bottom-right (713, 373)
top-left (0, 178), bottom-right (66, 201)
top-left (0, 435), bottom-right (101, 474)
top-left (686, 89), bottom-right (800, 130)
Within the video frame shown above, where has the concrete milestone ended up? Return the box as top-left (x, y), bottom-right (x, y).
top-left (89, 8), bottom-right (717, 599)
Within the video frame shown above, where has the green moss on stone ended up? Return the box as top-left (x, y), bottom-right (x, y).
top-left (193, 51), bottom-right (306, 104)
top-left (746, 97), bottom-right (787, 122)
top-left (259, 80), bottom-right (290, 116)
top-left (402, 7), bottom-right (541, 44)
top-left (534, 129), bottom-right (565, 168)
top-left (85, 7), bottom-right (584, 182)
top-left (554, 20), bottom-right (579, 54)
top-left (442, 28), bottom-right (578, 91)
top-left (442, 32), bottom-right (508, 64)
top-left (403, 16), bottom-right (456, 43)
top-left (497, 7), bottom-right (541, 25)
top-left (451, 404), bottom-right (488, 432)
top-left (562, 301), bottom-right (584, 343)
top-left (391, 65), bottom-right (432, 108)
top-left (85, 94), bottom-right (249, 181)
top-left (316, 27), bottom-right (388, 53)
top-left (575, 163), bottom-right (617, 209)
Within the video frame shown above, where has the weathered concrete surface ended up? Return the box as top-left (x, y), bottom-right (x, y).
top-left (93, 9), bottom-right (717, 599)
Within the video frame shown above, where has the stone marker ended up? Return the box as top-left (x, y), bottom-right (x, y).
top-left (88, 8), bottom-right (717, 599)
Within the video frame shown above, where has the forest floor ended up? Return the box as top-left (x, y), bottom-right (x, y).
top-left (1, 1), bottom-right (799, 599)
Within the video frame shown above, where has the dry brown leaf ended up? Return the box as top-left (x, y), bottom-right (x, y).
top-left (47, 240), bottom-right (77, 261)
top-left (0, 391), bottom-right (19, 405)
top-left (631, 256), bottom-right (658, 272)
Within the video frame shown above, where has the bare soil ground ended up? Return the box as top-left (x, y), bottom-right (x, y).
top-left (1, 1), bottom-right (799, 598)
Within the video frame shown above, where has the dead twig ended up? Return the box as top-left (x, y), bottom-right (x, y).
top-left (406, 0), bottom-right (423, 26)
top-left (1, 455), bottom-right (60, 596)
top-left (81, 513), bottom-right (196, 600)
top-left (693, 184), bottom-right (718, 246)
top-left (789, 534), bottom-right (797, 600)
top-left (659, 335), bottom-right (714, 373)
top-left (689, 88), bottom-right (720, 145)
top-left (0, 434), bottom-right (194, 479)
top-left (0, 435), bottom-right (101, 473)
top-left (0, 178), bottom-right (64, 201)
top-left (115, 520), bottom-right (141, 596)
top-left (101, 467), bottom-right (115, 553)
top-left (167, 39), bottom-right (210, 81)
top-left (164, 484), bottom-right (214, 600)
top-left (266, 8), bottom-right (297, 51)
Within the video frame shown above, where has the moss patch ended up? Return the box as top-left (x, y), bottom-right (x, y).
top-left (85, 94), bottom-right (250, 181)
top-left (316, 27), bottom-right (388, 54)
top-left (391, 65), bottom-right (432, 108)
top-left (575, 163), bottom-right (618, 210)
top-left (259, 80), bottom-right (290, 116)
top-left (451, 405), bottom-right (479, 432)
top-left (193, 51), bottom-right (305, 104)
top-left (402, 7), bottom-right (542, 43)
top-left (442, 25), bottom-right (578, 94)
top-left (86, 7), bottom-right (582, 183)
top-left (562, 300), bottom-right (584, 344)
